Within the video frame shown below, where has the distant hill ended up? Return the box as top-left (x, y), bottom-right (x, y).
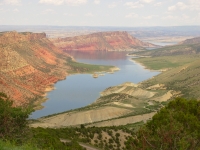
top-left (179, 36), bottom-right (200, 45)
top-left (1, 25), bottom-right (200, 38)
top-left (130, 42), bottom-right (200, 57)
top-left (51, 31), bottom-right (155, 51)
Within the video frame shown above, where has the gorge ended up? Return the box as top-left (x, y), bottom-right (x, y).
top-left (0, 31), bottom-right (154, 109)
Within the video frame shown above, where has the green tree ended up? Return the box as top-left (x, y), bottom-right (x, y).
top-left (127, 98), bottom-right (200, 150)
top-left (0, 92), bottom-right (32, 142)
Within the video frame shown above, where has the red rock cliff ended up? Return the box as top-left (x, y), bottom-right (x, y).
top-left (0, 31), bottom-right (46, 44)
top-left (0, 31), bottom-right (70, 106)
top-left (51, 31), bottom-right (155, 51)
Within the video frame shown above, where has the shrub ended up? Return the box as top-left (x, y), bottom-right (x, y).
top-left (0, 92), bottom-right (32, 142)
top-left (127, 98), bottom-right (200, 150)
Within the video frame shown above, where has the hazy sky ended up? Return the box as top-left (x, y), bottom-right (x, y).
top-left (0, 0), bottom-right (200, 26)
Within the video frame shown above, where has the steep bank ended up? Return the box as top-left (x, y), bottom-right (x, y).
top-left (0, 31), bottom-right (71, 106)
top-left (51, 31), bottom-right (155, 51)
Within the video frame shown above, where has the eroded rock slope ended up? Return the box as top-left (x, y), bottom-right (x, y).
top-left (51, 31), bottom-right (155, 51)
top-left (0, 31), bottom-right (71, 106)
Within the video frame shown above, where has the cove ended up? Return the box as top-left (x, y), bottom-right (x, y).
top-left (30, 51), bottom-right (160, 119)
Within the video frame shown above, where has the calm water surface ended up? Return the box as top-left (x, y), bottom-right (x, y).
top-left (30, 51), bottom-right (160, 119)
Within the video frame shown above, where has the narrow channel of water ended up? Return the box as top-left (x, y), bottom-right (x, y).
top-left (30, 51), bottom-right (160, 119)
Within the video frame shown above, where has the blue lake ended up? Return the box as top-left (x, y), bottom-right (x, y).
top-left (30, 51), bottom-right (160, 119)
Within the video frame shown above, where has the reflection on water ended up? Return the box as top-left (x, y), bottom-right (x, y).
top-left (67, 50), bottom-right (127, 60)
top-left (30, 51), bottom-right (160, 119)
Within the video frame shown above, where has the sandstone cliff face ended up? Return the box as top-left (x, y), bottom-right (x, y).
top-left (51, 31), bottom-right (155, 51)
top-left (0, 31), bottom-right (70, 106)
top-left (0, 31), bottom-right (46, 44)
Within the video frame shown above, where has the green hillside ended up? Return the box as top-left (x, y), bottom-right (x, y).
top-left (130, 43), bottom-right (200, 57)
top-left (131, 39), bottom-right (200, 100)
top-left (140, 58), bottom-right (200, 99)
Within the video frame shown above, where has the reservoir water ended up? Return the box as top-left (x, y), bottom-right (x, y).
top-left (30, 51), bottom-right (160, 119)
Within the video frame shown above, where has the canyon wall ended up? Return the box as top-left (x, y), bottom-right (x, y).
top-left (51, 31), bottom-right (155, 51)
top-left (0, 31), bottom-right (71, 106)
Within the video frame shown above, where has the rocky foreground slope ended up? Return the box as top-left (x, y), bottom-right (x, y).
top-left (0, 31), bottom-right (72, 106)
top-left (51, 31), bottom-right (155, 51)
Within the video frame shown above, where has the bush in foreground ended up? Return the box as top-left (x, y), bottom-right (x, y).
top-left (0, 92), bottom-right (88, 149)
top-left (0, 140), bottom-right (38, 150)
top-left (0, 92), bottom-right (32, 143)
top-left (126, 98), bottom-right (200, 150)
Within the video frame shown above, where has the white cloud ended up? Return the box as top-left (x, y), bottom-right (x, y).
top-left (13, 8), bottom-right (19, 12)
top-left (94, 0), bottom-right (100, 4)
top-left (125, 13), bottom-right (138, 18)
top-left (85, 13), bottom-right (94, 17)
top-left (182, 14), bottom-right (189, 19)
top-left (177, 2), bottom-right (187, 10)
top-left (168, 5), bottom-right (176, 11)
top-left (140, 0), bottom-right (154, 3)
top-left (65, 0), bottom-right (87, 5)
top-left (63, 13), bottom-right (75, 16)
top-left (168, 2), bottom-right (187, 11)
top-left (188, 0), bottom-right (200, 10)
top-left (125, 0), bottom-right (154, 8)
top-left (143, 15), bottom-right (157, 19)
top-left (39, 0), bottom-right (87, 6)
top-left (42, 9), bottom-right (55, 14)
top-left (167, 0), bottom-right (200, 12)
top-left (39, 0), bottom-right (64, 5)
top-left (3, 0), bottom-right (21, 5)
top-left (125, 2), bottom-right (143, 8)
top-left (162, 15), bottom-right (178, 20)
top-left (154, 2), bottom-right (162, 7)
top-left (108, 2), bottom-right (117, 8)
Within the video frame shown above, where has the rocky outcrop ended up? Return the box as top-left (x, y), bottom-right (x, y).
top-left (0, 31), bottom-right (46, 44)
top-left (51, 31), bottom-right (155, 51)
top-left (0, 31), bottom-right (71, 106)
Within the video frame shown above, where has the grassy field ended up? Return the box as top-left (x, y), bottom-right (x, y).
top-left (130, 43), bottom-right (200, 57)
top-left (133, 54), bottom-right (200, 70)
top-left (136, 55), bottom-right (200, 99)
top-left (130, 41), bottom-right (200, 100)
top-left (66, 57), bottom-right (115, 74)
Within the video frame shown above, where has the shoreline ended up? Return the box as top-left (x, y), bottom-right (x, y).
top-left (33, 65), bottom-right (120, 111)
top-left (33, 85), bottom-right (56, 110)
top-left (130, 58), bottom-right (167, 72)
top-left (129, 58), bottom-right (158, 72)
top-left (31, 54), bottom-right (160, 118)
